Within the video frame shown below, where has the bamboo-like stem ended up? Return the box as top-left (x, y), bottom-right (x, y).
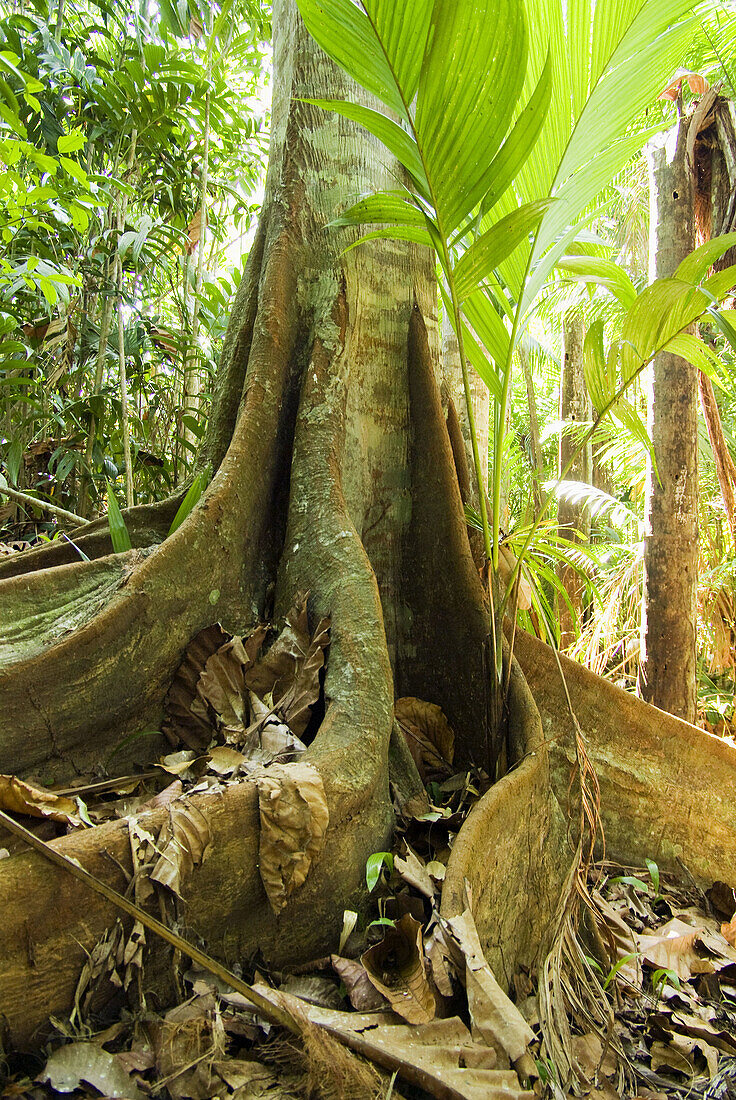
top-left (117, 235), bottom-right (134, 508)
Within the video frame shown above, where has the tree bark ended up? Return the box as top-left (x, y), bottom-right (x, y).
top-left (639, 116), bottom-right (698, 723)
top-left (558, 313), bottom-right (591, 648)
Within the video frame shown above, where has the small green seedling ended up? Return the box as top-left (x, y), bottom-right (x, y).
top-left (602, 952), bottom-right (637, 990)
top-left (651, 966), bottom-right (681, 1001)
top-left (365, 851), bottom-right (393, 892)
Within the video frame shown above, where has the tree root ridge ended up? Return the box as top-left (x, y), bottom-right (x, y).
top-left (400, 305), bottom-right (493, 768)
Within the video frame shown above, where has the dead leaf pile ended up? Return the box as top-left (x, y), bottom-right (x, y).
top-left (163, 595), bottom-right (330, 773)
top-left (581, 861), bottom-right (736, 1098)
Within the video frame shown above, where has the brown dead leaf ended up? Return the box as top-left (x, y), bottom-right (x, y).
top-left (638, 918), bottom-right (718, 981)
top-left (0, 774), bottom-right (79, 825)
top-left (163, 623), bottom-right (232, 749)
top-left (592, 890), bottom-right (642, 990)
top-left (445, 908), bottom-right (534, 1063)
top-left (206, 746), bottom-right (246, 775)
top-left (330, 955), bottom-right (388, 1011)
top-left (362, 914), bottom-right (436, 1025)
top-left (395, 844), bottom-right (435, 899)
top-left (394, 697), bottom-right (454, 780)
top-left (649, 1036), bottom-right (698, 1078)
top-left (424, 924), bottom-right (456, 999)
top-left (186, 207), bottom-right (202, 254)
top-left (721, 915), bottom-right (736, 947)
top-left (246, 594), bottom-right (311, 699)
top-left (706, 882), bottom-right (736, 921)
top-left (274, 616), bottom-right (330, 736)
top-left (254, 985), bottom-right (534, 1100)
top-left (192, 635), bottom-right (253, 732)
top-left (571, 1032), bottom-right (618, 1082)
top-left (151, 803), bottom-right (212, 898)
top-left (256, 761), bottom-right (329, 913)
top-left (659, 69), bottom-right (709, 101)
top-left (148, 993), bottom-right (225, 1100)
top-left (243, 693), bottom-right (308, 764)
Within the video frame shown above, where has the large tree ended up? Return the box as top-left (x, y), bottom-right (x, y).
top-left (1, 0), bottom-right (735, 1053)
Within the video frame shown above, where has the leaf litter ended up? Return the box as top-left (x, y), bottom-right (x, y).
top-left (4, 603), bottom-right (736, 1099)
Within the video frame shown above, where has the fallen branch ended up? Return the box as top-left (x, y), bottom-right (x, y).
top-left (0, 807), bottom-right (300, 1036)
top-left (0, 482), bottom-right (85, 527)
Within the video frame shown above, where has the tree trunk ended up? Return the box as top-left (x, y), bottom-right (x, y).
top-left (2, 0), bottom-right (735, 1057)
top-left (558, 313), bottom-right (591, 648)
top-left (638, 115), bottom-right (698, 723)
top-left (0, 0), bottom-right (496, 1042)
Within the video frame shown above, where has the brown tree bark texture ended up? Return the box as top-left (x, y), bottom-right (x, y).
top-left (516, 629), bottom-right (736, 886)
top-left (639, 119), bottom-right (698, 723)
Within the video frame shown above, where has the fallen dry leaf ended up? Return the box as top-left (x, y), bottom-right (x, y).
top-left (331, 955), bottom-right (388, 1011)
top-left (245, 594), bottom-right (311, 699)
top-left (445, 908), bottom-right (534, 1064)
top-left (362, 913), bottom-right (436, 1025)
top-left (395, 844), bottom-right (435, 899)
top-left (0, 774), bottom-right (79, 825)
top-left (273, 616), bottom-right (331, 737)
top-left (638, 918), bottom-right (717, 981)
top-left (163, 623), bottom-right (232, 749)
top-left (424, 923), bottom-right (456, 999)
top-left (256, 761), bottom-right (329, 913)
top-left (394, 697), bottom-right (454, 780)
top-left (151, 803), bottom-right (212, 898)
top-left (571, 1032), bottom-right (618, 1082)
top-left (253, 984), bottom-right (535, 1100)
top-left (649, 1037), bottom-right (697, 1078)
top-left (592, 889), bottom-right (642, 990)
top-left (40, 1041), bottom-right (144, 1100)
top-left (148, 993), bottom-right (226, 1100)
top-left (721, 914), bottom-right (736, 947)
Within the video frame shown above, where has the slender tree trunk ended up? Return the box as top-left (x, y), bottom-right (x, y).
top-left (638, 114), bottom-right (698, 723)
top-left (518, 344), bottom-right (544, 513)
top-left (181, 44), bottom-right (213, 469)
top-left (557, 313), bottom-right (590, 648)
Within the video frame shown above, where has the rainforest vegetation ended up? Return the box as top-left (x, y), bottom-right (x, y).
top-left (1, 0), bottom-right (736, 1094)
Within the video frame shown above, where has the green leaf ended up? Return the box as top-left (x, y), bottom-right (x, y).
top-left (477, 48), bottom-right (553, 217)
top-left (341, 225), bottom-right (434, 254)
top-left (59, 156), bottom-right (88, 184)
top-left (303, 99), bottom-right (429, 198)
top-left (603, 952), bottom-right (637, 990)
top-left (674, 232), bottom-right (736, 285)
top-left (415, 0), bottom-right (528, 233)
top-left (361, 0), bottom-right (433, 106)
top-left (619, 279), bottom-right (708, 384)
top-left (330, 191), bottom-right (426, 229)
top-left (453, 199), bottom-right (552, 301)
top-left (661, 333), bottom-right (727, 390)
top-left (365, 851), bottom-right (393, 892)
top-left (557, 255), bottom-right (637, 310)
top-left (57, 130), bottom-right (87, 154)
top-left (106, 484), bottom-right (132, 553)
top-left (294, 0), bottom-right (407, 119)
top-left (168, 471), bottom-right (207, 536)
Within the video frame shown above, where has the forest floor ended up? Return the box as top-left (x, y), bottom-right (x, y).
top-left (1, 543), bottom-right (736, 1099)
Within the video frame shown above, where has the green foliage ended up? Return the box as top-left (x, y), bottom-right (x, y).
top-left (105, 480), bottom-right (132, 551)
top-left (365, 851), bottom-right (393, 893)
top-left (0, 0), bottom-right (268, 532)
